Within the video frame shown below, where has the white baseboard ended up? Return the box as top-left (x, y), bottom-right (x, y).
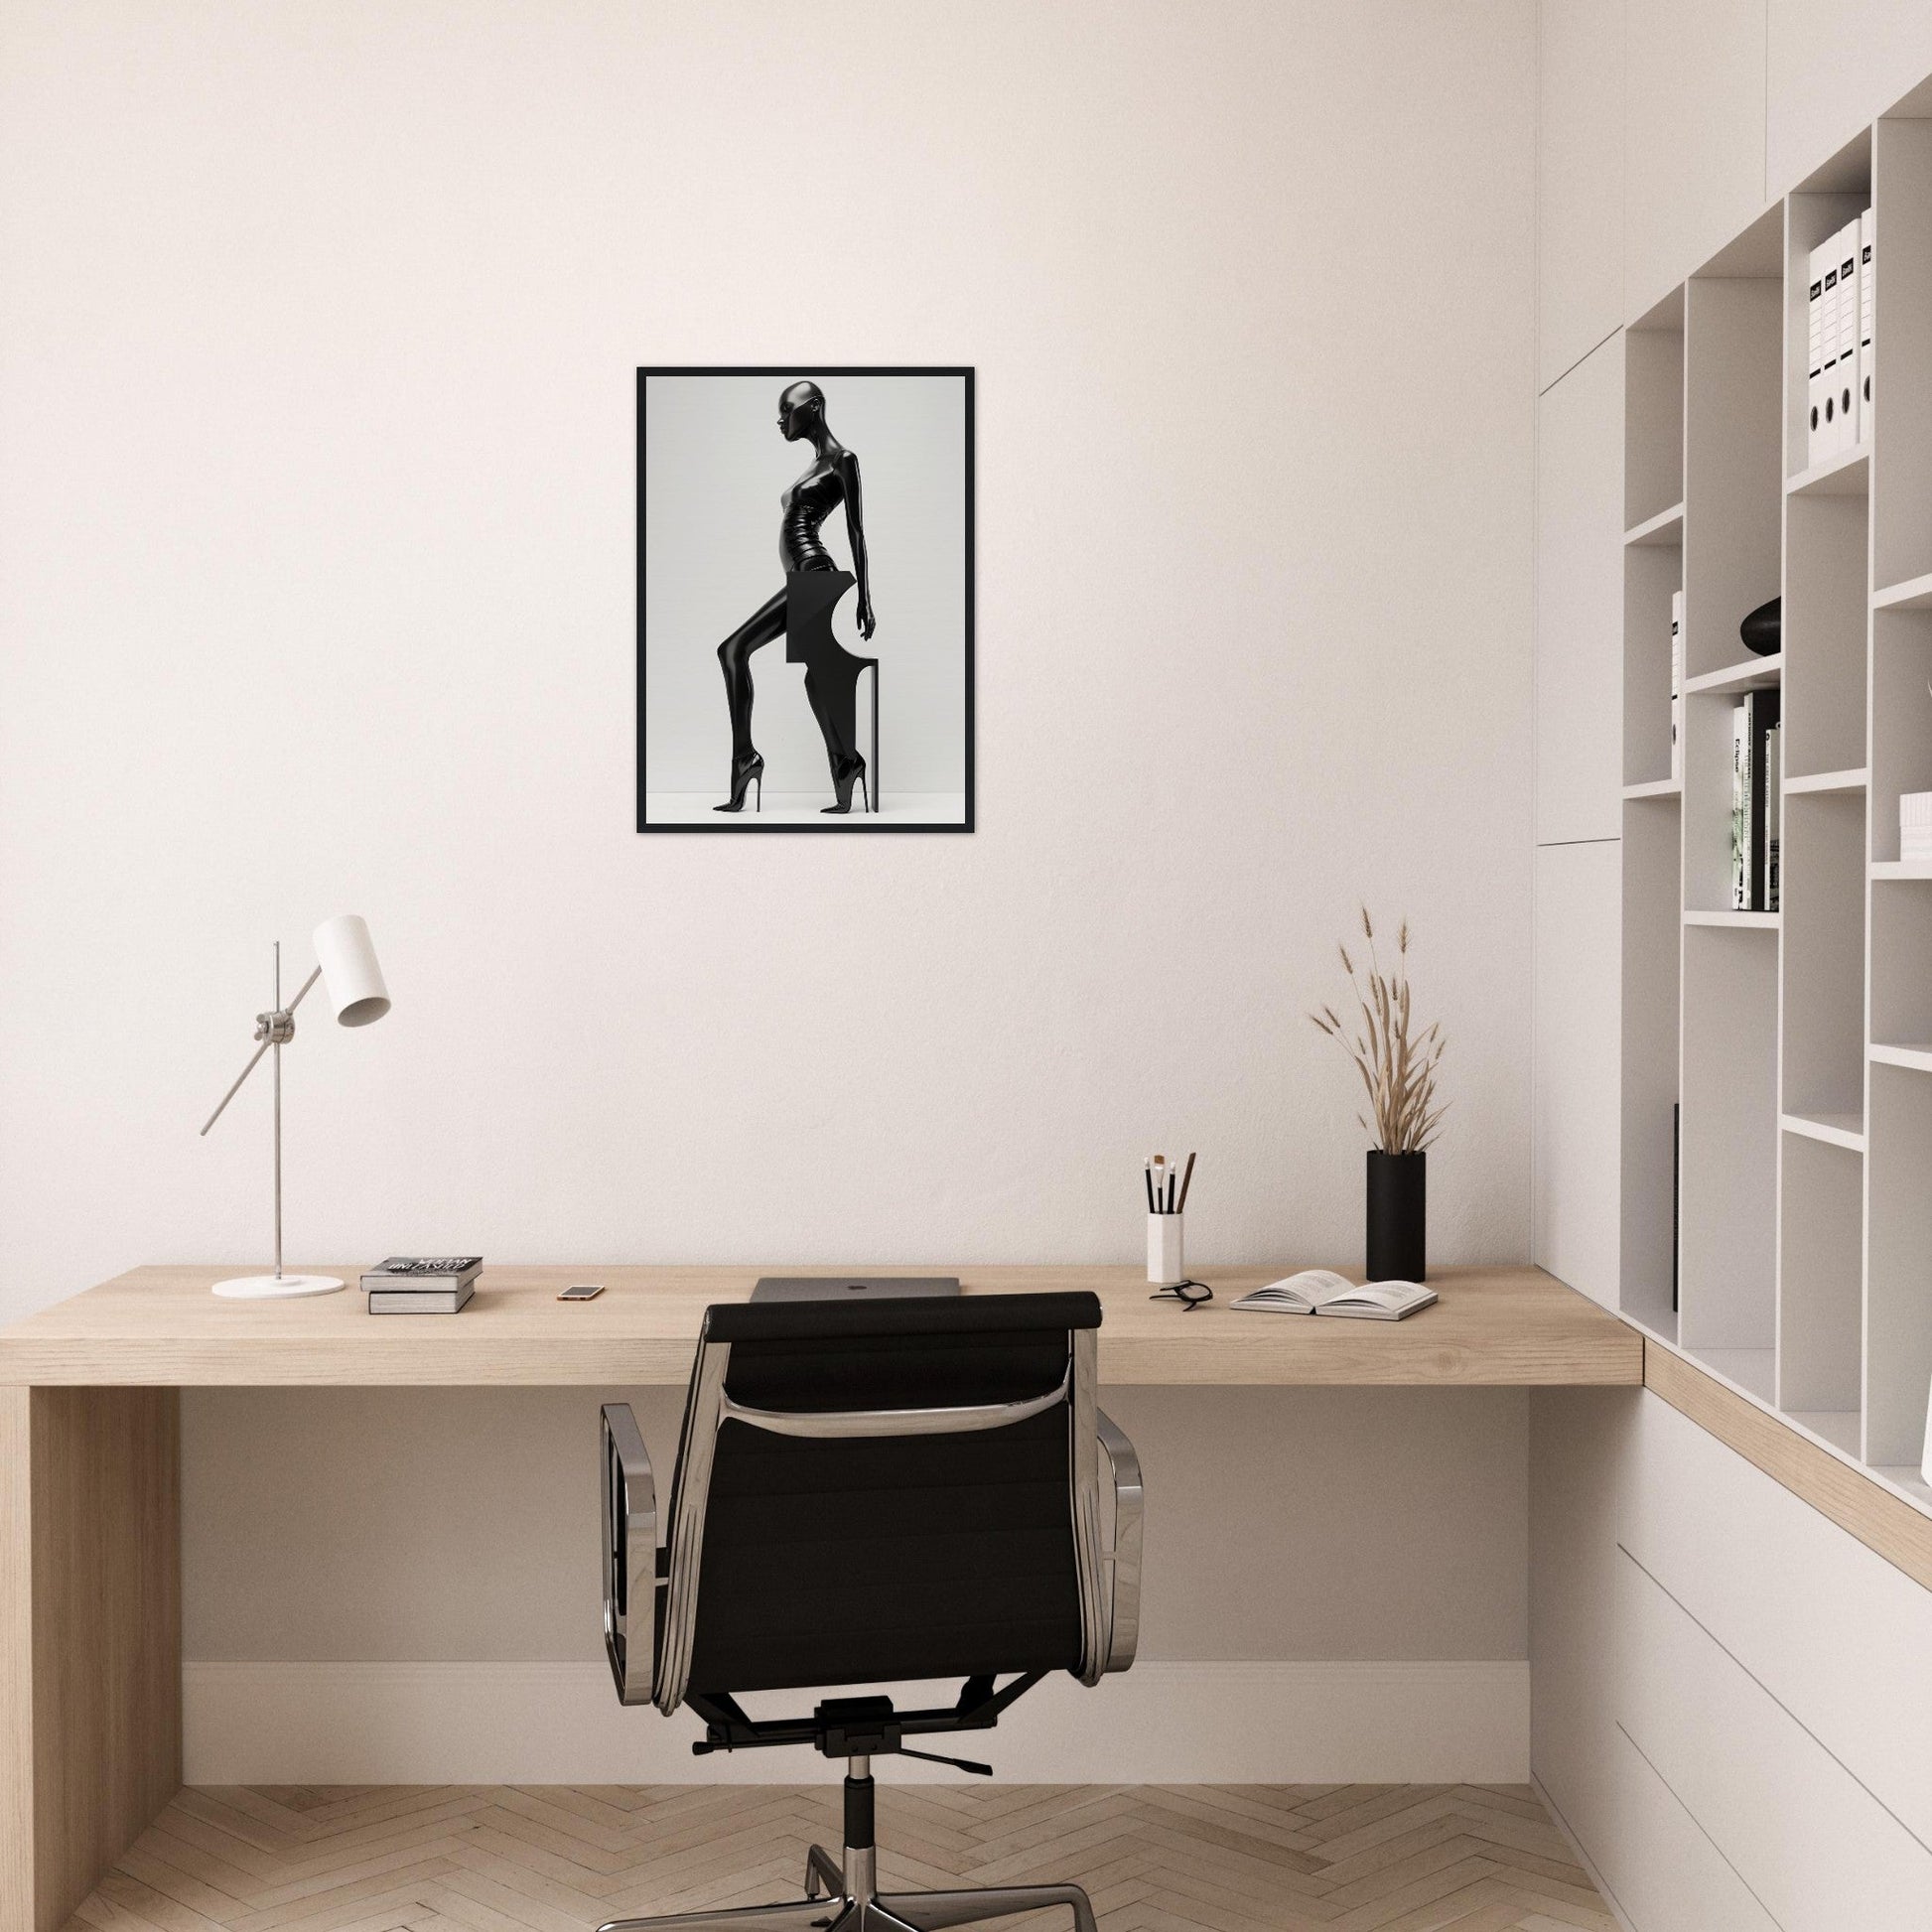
top-left (184, 1659), bottom-right (1528, 1785)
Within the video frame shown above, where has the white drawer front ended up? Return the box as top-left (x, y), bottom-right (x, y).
top-left (1615, 1548), bottom-right (1932, 1929)
top-left (1601, 1724), bottom-right (1779, 1932)
top-left (1621, 1389), bottom-right (1932, 1849)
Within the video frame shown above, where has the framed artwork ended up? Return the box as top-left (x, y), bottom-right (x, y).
top-left (636, 366), bottom-right (975, 832)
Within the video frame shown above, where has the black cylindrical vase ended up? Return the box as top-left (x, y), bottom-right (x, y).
top-left (1366, 1150), bottom-right (1426, 1282)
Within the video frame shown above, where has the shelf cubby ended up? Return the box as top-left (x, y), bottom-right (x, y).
top-left (1623, 538), bottom-right (1681, 787)
top-left (1620, 792), bottom-right (1683, 1341)
top-left (1869, 874), bottom-right (1932, 1048)
top-left (1678, 925), bottom-right (1779, 1362)
top-left (1683, 247), bottom-right (1782, 683)
top-left (1866, 1063), bottom-right (1932, 1467)
top-left (1776, 1133), bottom-right (1863, 1432)
top-left (1784, 494), bottom-right (1868, 776)
top-left (1872, 114), bottom-right (1932, 592)
top-left (1868, 608), bottom-right (1932, 861)
top-left (1625, 288), bottom-right (1685, 532)
top-left (1786, 151), bottom-right (1870, 482)
top-left (1683, 677), bottom-right (1779, 915)
top-left (1779, 790), bottom-right (1866, 1120)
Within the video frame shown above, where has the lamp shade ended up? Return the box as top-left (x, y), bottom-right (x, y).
top-left (312, 914), bottom-right (390, 1028)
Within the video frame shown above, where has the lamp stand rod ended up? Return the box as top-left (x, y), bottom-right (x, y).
top-left (202, 938), bottom-right (339, 1302)
top-left (273, 942), bottom-right (283, 1282)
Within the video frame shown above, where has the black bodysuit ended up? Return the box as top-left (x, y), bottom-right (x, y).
top-left (714, 448), bottom-right (870, 809)
top-left (780, 464), bottom-right (845, 574)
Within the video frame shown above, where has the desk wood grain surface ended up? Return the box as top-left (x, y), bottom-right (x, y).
top-left (0, 1264), bottom-right (1640, 1387)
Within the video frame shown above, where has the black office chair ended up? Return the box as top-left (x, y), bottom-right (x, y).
top-left (598, 1292), bottom-right (1143, 1932)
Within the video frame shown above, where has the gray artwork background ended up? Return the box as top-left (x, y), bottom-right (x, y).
top-left (641, 372), bottom-right (967, 795)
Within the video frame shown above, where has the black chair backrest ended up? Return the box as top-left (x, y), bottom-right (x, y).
top-left (665, 1292), bottom-right (1102, 1699)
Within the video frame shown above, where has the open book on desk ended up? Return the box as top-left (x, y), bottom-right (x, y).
top-left (1230, 1270), bottom-right (1437, 1320)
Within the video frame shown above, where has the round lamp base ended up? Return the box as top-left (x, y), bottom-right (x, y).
top-left (210, 1273), bottom-right (345, 1300)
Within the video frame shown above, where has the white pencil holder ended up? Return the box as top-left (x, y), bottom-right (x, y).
top-left (1147, 1213), bottom-right (1185, 1286)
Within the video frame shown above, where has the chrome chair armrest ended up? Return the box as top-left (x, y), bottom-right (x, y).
top-left (1095, 1408), bottom-right (1143, 1672)
top-left (601, 1403), bottom-right (659, 1707)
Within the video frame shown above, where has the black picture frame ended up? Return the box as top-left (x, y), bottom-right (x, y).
top-left (635, 364), bottom-right (976, 834)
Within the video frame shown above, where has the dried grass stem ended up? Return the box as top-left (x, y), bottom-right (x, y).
top-left (1310, 906), bottom-right (1449, 1153)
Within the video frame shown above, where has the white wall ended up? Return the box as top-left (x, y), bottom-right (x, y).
top-left (0, 0), bottom-right (1539, 1764)
top-left (0, 0), bottom-right (1537, 1306)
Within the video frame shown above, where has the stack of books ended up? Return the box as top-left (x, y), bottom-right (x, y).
top-left (361, 1256), bottom-right (483, 1313)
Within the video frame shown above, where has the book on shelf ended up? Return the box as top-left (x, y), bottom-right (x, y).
top-left (368, 1281), bottom-right (475, 1314)
top-left (1670, 590), bottom-right (1683, 781)
top-left (1730, 704), bottom-right (1749, 907)
top-left (1765, 721), bottom-right (1781, 912)
top-left (1728, 689), bottom-right (1781, 911)
top-left (1230, 1271), bottom-right (1437, 1320)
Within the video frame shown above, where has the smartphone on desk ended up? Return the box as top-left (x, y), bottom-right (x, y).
top-left (558, 1283), bottom-right (605, 1301)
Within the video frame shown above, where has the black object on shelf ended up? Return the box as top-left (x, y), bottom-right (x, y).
top-left (1671, 1102), bottom-right (1681, 1314)
top-left (1366, 1150), bottom-right (1426, 1283)
top-left (1740, 595), bottom-right (1781, 657)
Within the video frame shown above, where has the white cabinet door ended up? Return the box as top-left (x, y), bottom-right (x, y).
top-left (1533, 841), bottom-right (1621, 1306)
top-left (1538, 0), bottom-right (1624, 389)
top-left (1615, 1548), bottom-right (1932, 1929)
top-left (1768, 0), bottom-right (1932, 196)
top-left (1536, 337), bottom-right (1624, 844)
top-left (1623, 1390), bottom-right (1932, 1849)
top-left (1625, 0), bottom-right (1768, 316)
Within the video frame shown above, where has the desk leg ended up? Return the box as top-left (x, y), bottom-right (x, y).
top-left (0, 1387), bottom-right (182, 1932)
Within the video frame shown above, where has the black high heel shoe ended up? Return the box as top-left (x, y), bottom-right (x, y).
top-left (714, 752), bottom-right (763, 813)
top-left (822, 753), bottom-right (869, 815)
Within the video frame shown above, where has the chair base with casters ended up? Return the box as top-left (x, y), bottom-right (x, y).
top-left (596, 1294), bottom-right (1141, 1932)
top-left (597, 1732), bottom-right (1096, 1932)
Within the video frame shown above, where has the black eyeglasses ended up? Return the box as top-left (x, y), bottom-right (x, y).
top-left (1149, 1279), bottom-right (1214, 1311)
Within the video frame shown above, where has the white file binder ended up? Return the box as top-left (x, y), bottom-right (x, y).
top-left (1859, 207), bottom-right (1874, 445)
top-left (1807, 239), bottom-right (1829, 467)
top-left (1834, 219), bottom-right (1860, 455)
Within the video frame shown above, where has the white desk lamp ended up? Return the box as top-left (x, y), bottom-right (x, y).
top-left (200, 914), bottom-right (390, 1299)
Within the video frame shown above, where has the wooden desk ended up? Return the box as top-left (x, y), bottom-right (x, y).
top-left (0, 1262), bottom-right (1637, 1388)
top-left (0, 1262), bottom-right (1634, 1932)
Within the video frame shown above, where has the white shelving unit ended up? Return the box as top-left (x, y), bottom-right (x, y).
top-left (1619, 111), bottom-right (1932, 1518)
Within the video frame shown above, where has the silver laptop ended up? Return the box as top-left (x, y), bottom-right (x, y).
top-left (750, 1276), bottom-right (962, 1303)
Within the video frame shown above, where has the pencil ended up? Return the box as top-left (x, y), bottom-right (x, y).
top-left (1176, 1151), bottom-right (1197, 1212)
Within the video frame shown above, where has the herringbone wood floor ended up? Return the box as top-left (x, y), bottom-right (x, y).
top-left (67, 1785), bottom-right (1615, 1932)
